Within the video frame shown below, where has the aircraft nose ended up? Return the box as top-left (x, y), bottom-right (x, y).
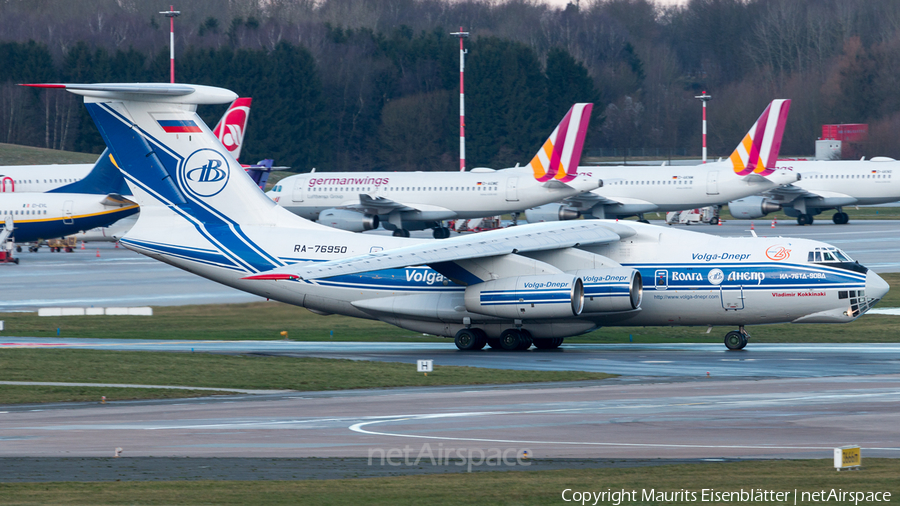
top-left (866, 270), bottom-right (890, 302)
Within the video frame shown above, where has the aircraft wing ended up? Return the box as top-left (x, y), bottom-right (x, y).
top-left (560, 192), bottom-right (622, 210)
top-left (340, 194), bottom-right (418, 215)
top-left (245, 220), bottom-right (633, 281)
top-left (764, 185), bottom-right (855, 205)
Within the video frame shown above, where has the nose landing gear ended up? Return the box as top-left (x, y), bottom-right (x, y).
top-left (724, 326), bottom-right (749, 350)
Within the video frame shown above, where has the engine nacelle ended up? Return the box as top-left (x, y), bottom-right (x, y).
top-left (572, 268), bottom-right (642, 313)
top-left (524, 204), bottom-right (580, 223)
top-left (728, 196), bottom-right (782, 219)
top-left (318, 208), bottom-right (379, 232)
top-left (464, 275), bottom-right (584, 319)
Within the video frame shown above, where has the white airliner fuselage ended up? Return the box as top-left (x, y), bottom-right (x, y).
top-left (729, 158), bottom-right (899, 224)
top-left (267, 167), bottom-right (601, 231)
top-left (0, 163), bottom-right (94, 193)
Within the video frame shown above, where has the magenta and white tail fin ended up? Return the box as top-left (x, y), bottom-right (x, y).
top-left (212, 97), bottom-right (251, 161)
top-left (728, 99), bottom-right (790, 177)
top-left (529, 103), bottom-right (593, 183)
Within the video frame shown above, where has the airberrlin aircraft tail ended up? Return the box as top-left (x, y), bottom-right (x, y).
top-left (529, 103), bottom-right (593, 183)
top-left (727, 99), bottom-right (790, 177)
top-left (23, 83), bottom-right (318, 275)
top-left (212, 97), bottom-right (251, 161)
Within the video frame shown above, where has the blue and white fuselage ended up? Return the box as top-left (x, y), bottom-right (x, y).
top-left (52, 82), bottom-right (888, 351)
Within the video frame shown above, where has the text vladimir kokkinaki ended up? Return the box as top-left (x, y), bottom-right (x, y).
top-left (561, 488), bottom-right (891, 505)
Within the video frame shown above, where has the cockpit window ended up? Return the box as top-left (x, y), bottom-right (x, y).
top-left (808, 247), bottom-right (865, 273)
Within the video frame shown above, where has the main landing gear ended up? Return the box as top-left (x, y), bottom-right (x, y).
top-left (797, 214), bottom-right (814, 226)
top-left (391, 229), bottom-right (410, 237)
top-left (432, 227), bottom-right (451, 239)
top-left (832, 211), bottom-right (849, 225)
top-left (454, 328), bottom-right (564, 351)
top-left (637, 213), bottom-right (650, 224)
top-left (724, 326), bottom-right (749, 351)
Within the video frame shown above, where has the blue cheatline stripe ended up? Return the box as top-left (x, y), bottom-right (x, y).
top-left (120, 238), bottom-right (242, 271)
top-left (90, 103), bottom-right (281, 273)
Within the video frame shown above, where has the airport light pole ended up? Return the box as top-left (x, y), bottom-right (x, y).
top-left (160, 6), bottom-right (181, 83)
top-left (451, 28), bottom-right (469, 172)
top-left (695, 91), bottom-right (711, 163)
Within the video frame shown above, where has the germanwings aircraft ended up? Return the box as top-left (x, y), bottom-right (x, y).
top-left (45, 82), bottom-right (888, 351)
top-left (728, 158), bottom-right (899, 225)
top-left (266, 104), bottom-right (601, 238)
top-left (0, 97), bottom-right (252, 194)
top-left (525, 100), bottom-right (799, 224)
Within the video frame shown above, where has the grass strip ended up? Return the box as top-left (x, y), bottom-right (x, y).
top-left (0, 349), bottom-right (613, 404)
top-left (0, 385), bottom-right (233, 404)
top-left (0, 142), bottom-right (99, 165)
top-left (0, 459), bottom-right (896, 505)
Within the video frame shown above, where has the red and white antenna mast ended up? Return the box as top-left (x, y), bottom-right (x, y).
top-left (160, 6), bottom-right (181, 83)
top-left (694, 91), bottom-right (712, 163)
top-left (451, 28), bottom-right (469, 172)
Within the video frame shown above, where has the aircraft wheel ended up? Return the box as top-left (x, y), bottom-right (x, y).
top-left (533, 338), bottom-right (563, 350)
top-left (797, 214), bottom-right (810, 226)
top-left (454, 329), bottom-right (480, 351)
top-left (433, 227), bottom-right (451, 239)
top-left (517, 329), bottom-right (534, 350)
top-left (833, 212), bottom-right (849, 225)
top-left (724, 331), bottom-right (745, 351)
top-left (638, 219), bottom-right (650, 224)
top-left (392, 229), bottom-right (410, 238)
top-left (710, 217), bottom-right (719, 225)
top-left (16, 246), bottom-right (22, 253)
top-left (471, 328), bottom-right (487, 350)
top-left (499, 329), bottom-right (524, 351)
top-left (486, 337), bottom-right (502, 350)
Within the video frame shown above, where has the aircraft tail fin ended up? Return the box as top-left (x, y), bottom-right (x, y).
top-left (529, 103), bottom-right (593, 183)
top-left (49, 148), bottom-right (130, 195)
top-left (212, 97), bottom-right (251, 161)
top-left (24, 83), bottom-right (280, 226)
top-left (728, 99), bottom-right (790, 177)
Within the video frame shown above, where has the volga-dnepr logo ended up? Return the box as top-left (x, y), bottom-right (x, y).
top-left (181, 148), bottom-right (230, 197)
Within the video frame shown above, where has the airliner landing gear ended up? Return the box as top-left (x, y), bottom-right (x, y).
top-left (392, 229), bottom-right (410, 237)
top-left (433, 227), bottom-right (451, 239)
top-left (454, 328), bottom-right (487, 351)
top-left (533, 338), bottom-right (564, 350)
top-left (724, 327), bottom-right (749, 350)
top-left (637, 213), bottom-right (650, 224)
top-left (797, 214), bottom-right (814, 226)
top-left (832, 211), bottom-right (849, 224)
top-left (499, 329), bottom-right (533, 351)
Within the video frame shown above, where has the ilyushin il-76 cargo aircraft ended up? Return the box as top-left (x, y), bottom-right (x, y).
top-left (36, 82), bottom-right (889, 351)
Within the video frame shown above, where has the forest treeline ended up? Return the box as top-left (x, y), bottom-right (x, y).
top-left (1, 0), bottom-right (900, 171)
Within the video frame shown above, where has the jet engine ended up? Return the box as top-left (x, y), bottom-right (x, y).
top-left (572, 268), bottom-right (642, 313)
top-left (524, 204), bottom-right (580, 223)
top-left (318, 208), bottom-right (379, 232)
top-left (464, 275), bottom-right (584, 319)
top-left (727, 196), bottom-right (782, 219)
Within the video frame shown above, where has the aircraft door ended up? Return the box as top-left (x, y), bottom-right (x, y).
top-left (506, 177), bottom-right (519, 202)
top-left (63, 200), bottom-right (74, 225)
top-left (706, 171), bottom-right (719, 195)
top-left (720, 285), bottom-right (744, 310)
top-left (291, 177), bottom-right (307, 202)
top-left (654, 270), bottom-right (668, 290)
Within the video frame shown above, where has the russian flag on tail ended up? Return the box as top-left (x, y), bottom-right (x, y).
top-left (158, 119), bottom-right (202, 133)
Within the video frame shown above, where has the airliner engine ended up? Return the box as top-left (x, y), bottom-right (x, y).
top-left (318, 208), bottom-right (379, 232)
top-left (524, 203), bottom-right (580, 222)
top-left (464, 275), bottom-right (584, 319)
top-left (727, 196), bottom-right (782, 219)
top-left (572, 268), bottom-right (642, 312)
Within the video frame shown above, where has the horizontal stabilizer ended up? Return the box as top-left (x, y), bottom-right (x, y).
top-left (21, 83), bottom-right (237, 104)
top-left (245, 220), bottom-right (630, 281)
